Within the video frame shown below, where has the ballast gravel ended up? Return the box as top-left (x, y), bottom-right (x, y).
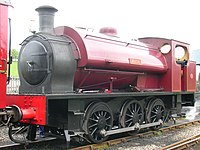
top-left (106, 123), bottom-right (200, 150)
top-left (0, 126), bottom-right (14, 146)
top-left (2, 120), bottom-right (200, 149)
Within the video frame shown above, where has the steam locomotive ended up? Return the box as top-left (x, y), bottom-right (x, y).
top-left (0, 3), bottom-right (196, 144)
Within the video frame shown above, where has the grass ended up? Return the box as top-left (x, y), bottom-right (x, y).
top-left (9, 61), bottom-right (18, 77)
top-left (153, 130), bottom-right (163, 136)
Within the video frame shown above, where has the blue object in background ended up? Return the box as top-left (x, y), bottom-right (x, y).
top-left (39, 126), bottom-right (45, 138)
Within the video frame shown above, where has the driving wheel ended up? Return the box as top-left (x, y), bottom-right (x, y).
top-left (84, 102), bottom-right (113, 143)
top-left (120, 100), bottom-right (144, 135)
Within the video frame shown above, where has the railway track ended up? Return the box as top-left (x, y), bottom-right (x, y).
top-left (0, 136), bottom-right (59, 150)
top-left (71, 119), bottom-right (200, 150)
top-left (1, 119), bottom-right (200, 149)
top-left (160, 133), bottom-right (200, 150)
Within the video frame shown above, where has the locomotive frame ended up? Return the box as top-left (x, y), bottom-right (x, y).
top-left (6, 91), bottom-right (194, 143)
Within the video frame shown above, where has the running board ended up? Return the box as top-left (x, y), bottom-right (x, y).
top-left (103, 119), bottom-right (163, 136)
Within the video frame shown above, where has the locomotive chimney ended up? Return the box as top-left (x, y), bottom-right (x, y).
top-left (35, 5), bottom-right (58, 34)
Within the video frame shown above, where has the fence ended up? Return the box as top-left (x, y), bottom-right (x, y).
top-left (6, 77), bottom-right (20, 94)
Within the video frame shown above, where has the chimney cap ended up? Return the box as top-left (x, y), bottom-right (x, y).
top-left (35, 5), bottom-right (58, 13)
top-left (35, 5), bottom-right (58, 34)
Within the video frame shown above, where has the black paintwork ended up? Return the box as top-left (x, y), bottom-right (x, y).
top-left (18, 33), bottom-right (77, 94)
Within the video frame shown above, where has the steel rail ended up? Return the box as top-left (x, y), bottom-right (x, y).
top-left (1, 119), bottom-right (200, 149)
top-left (71, 119), bottom-right (200, 150)
top-left (0, 136), bottom-right (57, 150)
top-left (160, 134), bottom-right (200, 150)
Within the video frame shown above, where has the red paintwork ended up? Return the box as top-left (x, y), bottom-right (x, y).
top-left (54, 26), bottom-right (196, 92)
top-left (139, 38), bottom-right (196, 92)
top-left (136, 74), bottom-right (160, 90)
top-left (0, 4), bottom-right (8, 108)
top-left (20, 108), bottom-right (36, 120)
top-left (6, 95), bottom-right (46, 125)
top-left (182, 61), bottom-right (196, 92)
top-left (55, 26), bottom-right (168, 72)
top-left (55, 26), bottom-right (168, 90)
top-left (74, 69), bottom-right (139, 90)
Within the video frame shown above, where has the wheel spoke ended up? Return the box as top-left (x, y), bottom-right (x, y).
top-left (106, 124), bottom-right (112, 127)
top-left (94, 113), bottom-right (99, 119)
top-left (126, 114), bottom-right (133, 118)
top-left (134, 104), bottom-right (137, 112)
top-left (89, 123), bottom-right (98, 129)
top-left (151, 114), bottom-right (157, 119)
top-left (152, 110), bottom-right (157, 114)
top-left (136, 106), bottom-right (141, 113)
top-left (125, 118), bottom-right (133, 123)
top-left (128, 107), bottom-right (134, 114)
top-left (89, 118), bottom-right (98, 122)
top-left (100, 111), bottom-right (104, 116)
top-left (94, 134), bottom-right (99, 140)
top-left (90, 127), bottom-right (98, 136)
top-left (128, 121), bottom-right (133, 127)
top-left (152, 117), bottom-right (157, 122)
top-left (104, 112), bottom-right (107, 117)
top-left (138, 113), bottom-right (143, 119)
top-left (105, 116), bottom-right (111, 121)
top-left (157, 107), bottom-right (161, 112)
top-left (98, 111), bottom-right (101, 117)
